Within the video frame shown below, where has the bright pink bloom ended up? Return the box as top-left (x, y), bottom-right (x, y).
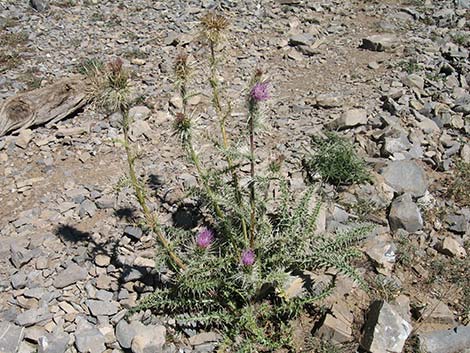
top-left (196, 228), bottom-right (214, 249)
top-left (250, 82), bottom-right (270, 102)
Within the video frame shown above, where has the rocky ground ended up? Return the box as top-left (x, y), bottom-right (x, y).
top-left (0, 0), bottom-right (469, 352)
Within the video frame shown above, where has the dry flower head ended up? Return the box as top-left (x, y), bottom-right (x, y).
top-left (200, 12), bottom-right (230, 44)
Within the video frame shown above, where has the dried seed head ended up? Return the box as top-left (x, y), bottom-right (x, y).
top-left (200, 12), bottom-right (229, 44)
top-left (108, 57), bottom-right (123, 76)
top-left (174, 52), bottom-right (190, 81)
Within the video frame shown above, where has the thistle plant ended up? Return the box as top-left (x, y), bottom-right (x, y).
top-left (99, 58), bottom-right (186, 271)
top-left (103, 12), bottom-right (374, 351)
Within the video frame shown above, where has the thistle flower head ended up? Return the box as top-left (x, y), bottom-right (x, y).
top-left (196, 228), bottom-right (214, 249)
top-left (241, 249), bottom-right (256, 266)
top-left (174, 52), bottom-right (190, 81)
top-left (250, 82), bottom-right (270, 103)
top-left (173, 112), bottom-right (192, 143)
top-left (200, 12), bottom-right (229, 45)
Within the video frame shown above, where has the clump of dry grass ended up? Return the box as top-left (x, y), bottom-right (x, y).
top-left (448, 160), bottom-right (470, 207)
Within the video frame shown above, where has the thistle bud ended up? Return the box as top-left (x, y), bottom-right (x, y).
top-left (241, 249), bottom-right (255, 266)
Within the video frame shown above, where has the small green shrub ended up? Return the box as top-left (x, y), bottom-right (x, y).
top-left (398, 59), bottom-right (420, 74)
top-left (304, 132), bottom-right (370, 186)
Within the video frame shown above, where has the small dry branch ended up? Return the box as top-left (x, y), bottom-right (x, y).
top-left (0, 75), bottom-right (89, 136)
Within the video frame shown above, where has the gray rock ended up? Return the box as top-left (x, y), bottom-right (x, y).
top-left (129, 106), bottom-right (151, 120)
top-left (18, 341), bottom-right (35, 353)
top-left (193, 343), bottom-right (218, 353)
top-left (95, 196), bottom-right (115, 209)
top-left (460, 144), bottom-right (470, 163)
top-left (37, 333), bottom-right (69, 353)
top-left (315, 302), bottom-right (353, 343)
top-left (314, 93), bottom-right (343, 108)
top-left (131, 325), bottom-right (166, 353)
top-left (129, 120), bottom-right (153, 141)
top-left (364, 235), bottom-right (397, 275)
top-left (437, 236), bottom-right (467, 258)
top-left (189, 332), bottom-right (222, 346)
top-left (402, 74), bottom-right (425, 91)
top-left (388, 193), bottom-right (423, 232)
top-left (122, 268), bottom-right (145, 282)
top-left (418, 326), bottom-right (470, 353)
top-left (10, 244), bottom-right (33, 268)
top-left (30, 0), bottom-right (49, 11)
top-left (289, 33), bottom-right (315, 47)
top-left (116, 320), bottom-right (139, 349)
top-left (361, 300), bottom-right (412, 353)
top-left (382, 134), bottom-right (412, 157)
top-left (53, 263), bottom-right (88, 289)
top-left (327, 109), bottom-right (368, 130)
top-left (23, 288), bottom-right (46, 300)
top-left (362, 34), bottom-right (399, 51)
top-left (15, 130), bottom-right (33, 149)
top-left (75, 329), bottom-right (106, 353)
top-left (446, 214), bottom-right (469, 234)
top-left (79, 199), bottom-right (97, 218)
top-left (94, 255), bottom-right (111, 267)
top-left (95, 290), bottom-right (113, 302)
top-left (124, 226), bottom-right (143, 240)
top-left (381, 160), bottom-right (428, 197)
top-left (0, 321), bottom-right (24, 353)
top-left (418, 299), bottom-right (455, 325)
top-left (456, 0), bottom-right (470, 9)
top-left (15, 309), bottom-right (49, 327)
top-left (11, 271), bottom-right (27, 289)
top-left (86, 300), bottom-right (119, 316)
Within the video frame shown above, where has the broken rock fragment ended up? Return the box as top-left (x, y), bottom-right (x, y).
top-left (361, 300), bottom-right (412, 353)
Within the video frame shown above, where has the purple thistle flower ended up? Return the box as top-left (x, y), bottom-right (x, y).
top-left (241, 249), bottom-right (256, 266)
top-left (196, 228), bottom-right (214, 249)
top-left (250, 82), bottom-right (270, 102)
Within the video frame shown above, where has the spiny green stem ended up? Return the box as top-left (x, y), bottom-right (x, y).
top-left (209, 39), bottom-right (248, 245)
top-left (185, 139), bottom-right (224, 220)
top-left (121, 108), bottom-right (186, 271)
top-left (248, 107), bottom-right (256, 248)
